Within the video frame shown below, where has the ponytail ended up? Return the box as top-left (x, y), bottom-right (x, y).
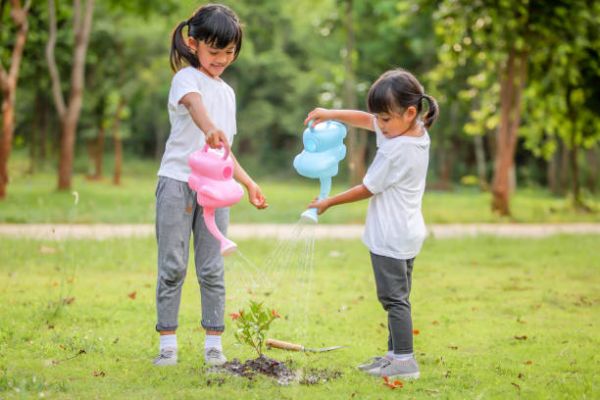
top-left (170, 21), bottom-right (199, 72)
top-left (422, 94), bottom-right (439, 129)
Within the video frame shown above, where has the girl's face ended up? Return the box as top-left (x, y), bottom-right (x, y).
top-left (189, 38), bottom-right (236, 78)
top-left (375, 106), bottom-right (418, 138)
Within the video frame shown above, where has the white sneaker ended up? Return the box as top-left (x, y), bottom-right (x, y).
top-left (204, 347), bottom-right (227, 366)
top-left (152, 347), bottom-right (177, 366)
top-left (368, 357), bottom-right (420, 379)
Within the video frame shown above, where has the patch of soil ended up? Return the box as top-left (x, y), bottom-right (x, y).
top-left (210, 355), bottom-right (342, 386)
top-left (213, 355), bottom-right (297, 385)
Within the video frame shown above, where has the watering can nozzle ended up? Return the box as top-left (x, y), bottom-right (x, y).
top-left (300, 208), bottom-right (318, 224)
top-left (220, 239), bottom-right (238, 256)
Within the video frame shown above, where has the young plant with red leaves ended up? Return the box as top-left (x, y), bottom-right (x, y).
top-left (230, 300), bottom-right (281, 357)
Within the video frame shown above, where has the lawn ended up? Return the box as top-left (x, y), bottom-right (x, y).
top-left (1, 155), bottom-right (599, 224)
top-left (0, 233), bottom-right (598, 399)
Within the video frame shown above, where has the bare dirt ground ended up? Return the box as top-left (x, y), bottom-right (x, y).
top-left (1, 223), bottom-right (599, 240)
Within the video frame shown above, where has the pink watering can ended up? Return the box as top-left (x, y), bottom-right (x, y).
top-left (188, 144), bottom-right (244, 255)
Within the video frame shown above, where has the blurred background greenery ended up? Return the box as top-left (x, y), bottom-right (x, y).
top-left (1, 0), bottom-right (599, 219)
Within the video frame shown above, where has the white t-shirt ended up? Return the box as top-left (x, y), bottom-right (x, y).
top-left (362, 119), bottom-right (430, 259)
top-left (158, 67), bottom-right (237, 182)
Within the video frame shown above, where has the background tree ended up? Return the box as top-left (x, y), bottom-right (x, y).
top-left (0, 0), bottom-right (30, 199)
top-left (46, 0), bottom-right (94, 190)
top-left (521, 0), bottom-right (600, 211)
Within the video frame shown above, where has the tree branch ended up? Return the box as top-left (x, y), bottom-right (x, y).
top-left (8, 0), bottom-right (29, 82)
top-left (46, 0), bottom-right (66, 119)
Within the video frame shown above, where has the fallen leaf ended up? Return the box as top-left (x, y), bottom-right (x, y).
top-left (39, 246), bottom-right (57, 254)
top-left (93, 370), bottom-right (106, 377)
top-left (432, 320), bottom-right (439, 325)
top-left (514, 335), bottom-right (528, 340)
top-left (511, 382), bottom-right (521, 390)
top-left (382, 376), bottom-right (403, 389)
top-left (524, 360), bottom-right (533, 365)
top-left (413, 329), bottom-right (420, 335)
top-left (518, 373), bottom-right (524, 379)
top-left (62, 297), bottom-right (75, 305)
top-left (448, 345), bottom-right (458, 350)
top-left (127, 291), bottom-right (137, 300)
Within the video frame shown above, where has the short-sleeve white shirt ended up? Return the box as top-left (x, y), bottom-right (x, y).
top-left (158, 67), bottom-right (237, 182)
top-left (362, 119), bottom-right (430, 259)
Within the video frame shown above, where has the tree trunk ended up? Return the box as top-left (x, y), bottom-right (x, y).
top-left (491, 48), bottom-right (528, 216)
top-left (0, 91), bottom-right (15, 198)
top-left (0, 0), bottom-right (30, 199)
top-left (47, 0), bottom-right (95, 191)
top-left (474, 133), bottom-right (488, 191)
top-left (112, 99), bottom-right (125, 185)
top-left (559, 139), bottom-right (570, 195)
top-left (585, 146), bottom-right (597, 194)
top-left (89, 124), bottom-right (105, 179)
top-left (547, 143), bottom-right (561, 195)
top-left (566, 87), bottom-right (590, 212)
top-left (342, 0), bottom-right (366, 185)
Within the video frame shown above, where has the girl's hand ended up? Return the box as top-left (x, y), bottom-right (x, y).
top-left (304, 108), bottom-right (334, 126)
top-left (206, 128), bottom-right (230, 151)
top-left (246, 182), bottom-right (268, 209)
top-left (307, 197), bottom-right (330, 215)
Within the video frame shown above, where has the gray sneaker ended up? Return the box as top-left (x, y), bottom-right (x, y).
top-left (357, 355), bottom-right (391, 371)
top-left (204, 347), bottom-right (227, 366)
top-left (368, 357), bottom-right (420, 379)
top-left (153, 347), bottom-right (177, 366)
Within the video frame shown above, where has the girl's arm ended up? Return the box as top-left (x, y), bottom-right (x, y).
top-left (308, 184), bottom-right (372, 215)
top-left (304, 108), bottom-right (374, 131)
top-left (231, 153), bottom-right (268, 210)
top-left (180, 92), bottom-right (230, 149)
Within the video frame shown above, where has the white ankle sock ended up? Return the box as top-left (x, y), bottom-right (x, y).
top-left (393, 352), bottom-right (413, 361)
top-left (386, 351), bottom-right (394, 358)
top-left (205, 334), bottom-right (222, 351)
top-left (159, 334), bottom-right (177, 351)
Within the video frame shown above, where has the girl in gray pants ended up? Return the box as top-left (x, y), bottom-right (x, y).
top-left (153, 4), bottom-right (267, 367)
top-left (305, 68), bottom-right (439, 379)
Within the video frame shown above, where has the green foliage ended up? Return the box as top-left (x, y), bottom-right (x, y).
top-left (230, 300), bottom-right (281, 357)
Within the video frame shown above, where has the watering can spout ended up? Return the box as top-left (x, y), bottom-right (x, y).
top-left (220, 238), bottom-right (238, 256)
top-left (300, 208), bottom-right (318, 224)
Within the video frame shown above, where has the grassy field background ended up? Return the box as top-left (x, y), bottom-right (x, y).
top-left (1, 153), bottom-right (599, 224)
top-left (1, 234), bottom-right (598, 399)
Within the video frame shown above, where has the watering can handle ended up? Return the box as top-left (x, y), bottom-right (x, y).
top-left (202, 143), bottom-right (230, 160)
top-left (307, 119), bottom-right (332, 131)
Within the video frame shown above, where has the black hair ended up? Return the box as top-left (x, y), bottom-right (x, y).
top-left (367, 68), bottom-right (439, 129)
top-left (170, 4), bottom-right (243, 72)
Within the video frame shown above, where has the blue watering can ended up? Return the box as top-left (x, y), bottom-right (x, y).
top-left (293, 120), bottom-right (347, 223)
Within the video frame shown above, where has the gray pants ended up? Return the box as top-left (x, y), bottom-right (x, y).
top-left (155, 176), bottom-right (228, 332)
top-left (370, 252), bottom-right (415, 355)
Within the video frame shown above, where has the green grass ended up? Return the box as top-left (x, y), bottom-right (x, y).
top-left (0, 234), bottom-right (598, 399)
top-left (1, 154), bottom-right (599, 224)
